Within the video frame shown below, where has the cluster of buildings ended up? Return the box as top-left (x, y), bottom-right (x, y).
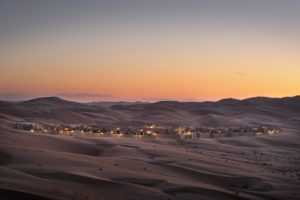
top-left (175, 126), bottom-right (280, 139)
top-left (14, 122), bottom-right (163, 137)
top-left (14, 121), bottom-right (280, 139)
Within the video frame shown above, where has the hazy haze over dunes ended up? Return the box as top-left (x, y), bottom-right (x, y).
top-left (1, 95), bottom-right (300, 127)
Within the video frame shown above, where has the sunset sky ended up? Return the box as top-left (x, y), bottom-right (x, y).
top-left (0, 0), bottom-right (299, 102)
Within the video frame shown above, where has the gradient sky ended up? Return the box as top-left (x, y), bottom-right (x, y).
top-left (0, 0), bottom-right (299, 102)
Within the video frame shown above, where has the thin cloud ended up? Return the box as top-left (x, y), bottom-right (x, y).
top-left (55, 93), bottom-right (110, 99)
top-left (54, 93), bottom-right (112, 102)
top-left (237, 72), bottom-right (247, 77)
top-left (142, 97), bottom-right (205, 102)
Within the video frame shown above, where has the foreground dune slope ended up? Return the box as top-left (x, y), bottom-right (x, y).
top-left (0, 128), bottom-right (300, 200)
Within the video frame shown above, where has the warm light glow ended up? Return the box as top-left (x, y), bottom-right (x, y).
top-left (1, 1), bottom-right (299, 101)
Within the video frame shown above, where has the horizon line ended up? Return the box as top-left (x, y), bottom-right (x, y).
top-left (1, 95), bottom-right (299, 104)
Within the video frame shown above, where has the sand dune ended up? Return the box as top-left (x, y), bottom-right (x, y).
top-left (0, 96), bottom-right (300, 199)
top-left (1, 96), bottom-right (300, 127)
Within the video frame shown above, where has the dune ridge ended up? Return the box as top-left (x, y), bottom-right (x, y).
top-left (0, 96), bottom-right (300, 199)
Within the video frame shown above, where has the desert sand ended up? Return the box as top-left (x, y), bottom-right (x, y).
top-left (0, 97), bottom-right (300, 200)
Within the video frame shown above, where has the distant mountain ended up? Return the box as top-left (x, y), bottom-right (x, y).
top-left (0, 96), bottom-right (299, 128)
top-left (87, 101), bottom-right (149, 107)
top-left (22, 96), bottom-right (81, 106)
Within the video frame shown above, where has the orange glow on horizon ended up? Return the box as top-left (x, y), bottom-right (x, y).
top-left (1, 3), bottom-right (299, 102)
